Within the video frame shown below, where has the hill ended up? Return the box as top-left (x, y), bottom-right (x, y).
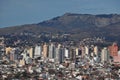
top-left (0, 13), bottom-right (120, 42)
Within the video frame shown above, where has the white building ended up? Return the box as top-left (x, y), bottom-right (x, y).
top-left (101, 47), bottom-right (109, 63)
top-left (34, 45), bottom-right (42, 58)
top-left (65, 48), bottom-right (69, 58)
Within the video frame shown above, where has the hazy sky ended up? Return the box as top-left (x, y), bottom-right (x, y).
top-left (0, 0), bottom-right (120, 27)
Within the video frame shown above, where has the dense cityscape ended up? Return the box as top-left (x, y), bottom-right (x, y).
top-left (1, 0), bottom-right (120, 80)
top-left (0, 34), bottom-right (120, 80)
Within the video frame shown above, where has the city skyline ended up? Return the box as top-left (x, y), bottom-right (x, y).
top-left (0, 0), bottom-right (120, 27)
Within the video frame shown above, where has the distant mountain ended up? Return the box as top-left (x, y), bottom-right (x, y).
top-left (0, 13), bottom-right (120, 41)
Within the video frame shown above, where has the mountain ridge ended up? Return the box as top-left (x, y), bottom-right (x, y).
top-left (0, 13), bottom-right (120, 42)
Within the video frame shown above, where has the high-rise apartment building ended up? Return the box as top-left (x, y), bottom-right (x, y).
top-left (34, 45), bottom-right (42, 58)
top-left (42, 43), bottom-right (48, 58)
top-left (65, 48), bottom-right (69, 58)
top-left (80, 46), bottom-right (85, 57)
top-left (48, 43), bottom-right (55, 59)
top-left (54, 44), bottom-right (61, 63)
top-left (85, 45), bottom-right (89, 55)
top-left (108, 43), bottom-right (118, 57)
top-left (101, 47), bottom-right (109, 63)
top-left (69, 48), bottom-right (76, 62)
top-left (27, 47), bottom-right (34, 58)
top-left (59, 48), bottom-right (65, 63)
top-left (94, 46), bottom-right (98, 56)
top-left (9, 48), bottom-right (18, 61)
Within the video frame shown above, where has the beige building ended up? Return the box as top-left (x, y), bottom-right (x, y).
top-left (42, 43), bottom-right (48, 58)
top-left (75, 48), bottom-right (79, 56)
top-left (19, 59), bottom-right (25, 66)
top-left (94, 46), bottom-right (98, 55)
top-left (5, 47), bottom-right (12, 55)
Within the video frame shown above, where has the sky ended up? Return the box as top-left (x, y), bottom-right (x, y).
top-left (0, 0), bottom-right (120, 28)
